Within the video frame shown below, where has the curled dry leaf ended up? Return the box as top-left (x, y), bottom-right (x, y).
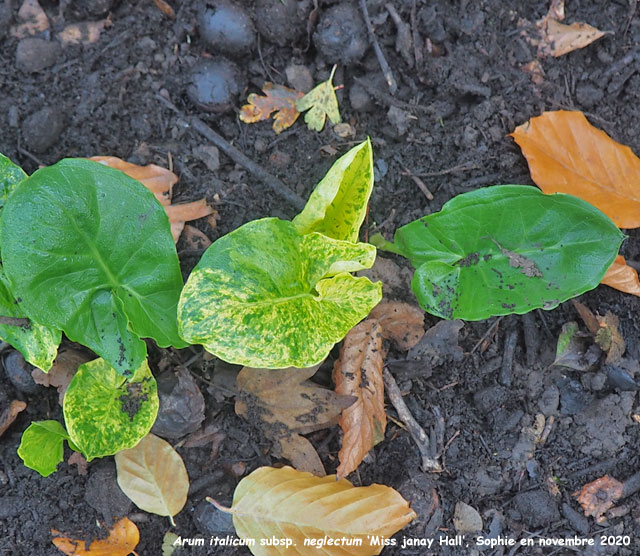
top-left (235, 366), bottom-right (354, 476)
top-left (595, 312), bottom-right (625, 365)
top-left (602, 255), bottom-right (640, 298)
top-left (52, 517), bottom-right (139, 556)
top-left (90, 156), bottom-right (215, 242)
top-left (31, 348), bottom-right (92, 405)
top-left (115, 433), bottom-right (189, 525)
top-left (0, 400), bottom-right (27, 438)
top-left (511, 111), bottom-right (640, 228)
top-left (369, 301), bottom-right (425, 351)
top-left (333, 320), bottom-right (386, 479)
top-left (239, 83), bottom-right (304, 134)
top-left (226, 466), bottom-right (416, 556)
top-left (574, 475), bottom-right (624, 521)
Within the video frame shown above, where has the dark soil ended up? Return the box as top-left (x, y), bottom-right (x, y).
top-left (1, 0), bottom-right (640, 555)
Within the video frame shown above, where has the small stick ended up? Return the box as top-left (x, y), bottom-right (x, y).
top-left (521, 311), bottom-right (540, 368)
top-left (415, 162), bottom-right (479, 177)
top-left (359, 0), bottom-right (397, 93)
top-left (469, 317), bottom-right (502, 356)
top-left (410, 0), bottom-right (423, 71)
top-left (401, 166), bottom-right (434, 200)
top-left (155, 93), bottom-right (305, 211)
top-left (499, 328), bottom-right (518, 387)
top-left (383, 368), bottom-right (442, 472)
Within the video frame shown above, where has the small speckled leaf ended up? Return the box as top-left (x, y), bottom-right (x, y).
top-left (179, 218), bottom-right (382, 368)
top-left (18, 420), bottom-right (71, 477)
top-left (229, 466), bottom-right (416, 556)
top-left (295, 67), bottom-right (341, 132)
top-left (293, 139), bottom-right (374, 242)
top-left (0, 268), bottom-right (60, 371)
top-left (115, 433), bottom-right (189, 520)
top-left (52, 517), bottom-right (140, 556)
top-left (391, 185), bottom-right (623, 320)
top-left (63, 358), bottom-right (159, 461)
top-left (0, 153), bottom-right (27, 210)
top-left (1, 159), bottom-right (186, 377)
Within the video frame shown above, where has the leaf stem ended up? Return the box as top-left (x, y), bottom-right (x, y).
top-left (206, 496), bottom-right (234, 514)
top-left (369, 233), bottom-right (405, 256)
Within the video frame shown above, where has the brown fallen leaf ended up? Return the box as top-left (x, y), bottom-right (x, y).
top-left (219, 465), bottom-right (417, 553)
top-left (32, 348), bottom-right (92, 405)
top-left (574, 475), bottom-right (624, 522)
top-left (0, 400), bottom-right (27, 438)
top-left (278, 435), bottom-right (325, 478)
top-left (602, 255), bottom-right (640, 298)
top-left (57, 21), bottom-right (106, 46)
top-left (521, 59), bottom-right (545, 85)
top-left (235, 365), bottom-right (355, 476)
top-left (369, 301), bottom-right (425, 351)
top-left (511, 111), bottom-right (640, 228)
top-left (68, 451), bottom-right (88, 476)
top-left (180, 224), bottom-right (212, 252)
top-left (571, 300), bottom-right (600, 335)
top-left (239, 82), bottom-right (304, 134)
top-left (52, 517), bottom-right (139, 556)
top-left (10, 0), bottom-right (49, 39)
top-left (595, 312), bottom-right (625, 364)
top-left (151, 0), bottom-right (175, 19)
top-left (90, 156), bottom-right (215, 242)
top-left (333, 320), bottom-right (386, 479)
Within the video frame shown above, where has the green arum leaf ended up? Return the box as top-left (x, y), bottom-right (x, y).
top-left (293, 138), bottom-right (374, 242)
top-left (0, 154), bottom-right (27, 211)
top-left (1, 159), bottom-right (187, 377)
top-left (385, 185), bottom-right (624, 320)
top-left (179, 218), bottom-right (382, 368)
top-left (63, 358), bottom-right (159, 461)
top-left (0, 269), bottom-right (60, 371)
top-left (18, 420), bottom-right (78, 477)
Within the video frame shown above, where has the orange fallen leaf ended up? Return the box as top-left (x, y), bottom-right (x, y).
top-left (574, 475), bottom-right (624, 522)
top-left (333, 320), bottom-right (386, 479)
top-left (151, 0), bottom-right (175, 19)
top-left (571, 300), bottom-right (600, 335)
top-left (602, 255), bottom-right (640, 297)
top-left (90, 156), bottom-right (215, 242)
top-left (52, 517), bottom-right (139, 556)
top-left (511, 111), bottom-right (640, 228)
top-left (369, 301), bottom-right (425, 351)
top-left (0, 400), bottom-right (27, 438)
top-left (240, 82), bottom-right (304, 134)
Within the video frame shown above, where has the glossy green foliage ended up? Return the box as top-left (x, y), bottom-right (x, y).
top-left (18, 420), bottom-right (76, 477)
top-left (0, 153), bottom-right (27, 210)
top-left (63, 358), bottom-right (159, 461)
top-left (179, 218), bottom-right (382, 368)
top-left (1, 159), bottom-right (187, 377)
top-left (388, 186), bottom-right (624, 320)
top-left (293, 139), bottom-right (374, 242)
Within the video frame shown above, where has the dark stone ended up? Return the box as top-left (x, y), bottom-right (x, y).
top-left (313, 3), bottom-right (368, 64)
top-left (193, 500), bottom-right (235, 536)
top-left (21, 106), bottom-right (65, 153)
top-left (562, 503), bottom-right (589, 535)
top-left (604, 363), bottom-right (640, 391)
top-left (186, 57), bottom-right (246, 113)
top-left (16, 38), bottom-right (62, 73)
top-left (513, 490), bottom-right (560, 527)
top-left (3, 351), bottom-right (40, 395)
top-left (557, 376), bottom-right (592, 415)
top-left (255, 0), bottom-right (308, 47)
top-left (198, 0), bottom-right (256, 56)
top-left (151, 367), bottom-right (205, 438)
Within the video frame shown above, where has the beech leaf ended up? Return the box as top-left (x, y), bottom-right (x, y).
top-left (227, 466), bottom-right (416, 555)
top-left (52, 517), bottom-right (139, 556)
top-left (511, 110), bottom-right (640, 228)
top-left (239, 82), bottom-right (304, 134)
top-left (369, 301), bottom-right (425, 351)
top-left (602, 255), bottom-right (640, 297)
top-left (295, 66), bottom-right (341, 132)
top-left (333, 320), bottom-right (386, 479)
top-left (537, 18), bottom-right (604, 57)
top-left (115, 433), bottom-right (189, 524)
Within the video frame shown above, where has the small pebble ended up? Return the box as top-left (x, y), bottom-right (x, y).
top-left (186, 57), bottom-right (246, 113)
top-left (349, 83), bottom-right (372, 111)
top-left (16, 38), bottom-right (61, 73)
top-left (313, 3), bottom-right (368, 64)
top-left (453, 502), bottom-right (483, 534)
top-left (193, 500), bottom-right (235, 536)
top-left (3, 351), bottom-right (40, 394)
top-left (198, 0), bottom-right (256, 56)
top-left (285, 63), bottom-right (313, 93)
top-left (513, 490), bottom-right (560, 527)
top-left (22, 106), bottom-right (65, 153)
top-left (255, 0), bottom-right (307, 46)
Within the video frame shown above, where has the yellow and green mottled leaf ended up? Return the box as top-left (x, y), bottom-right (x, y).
top-left (293, 139), bottom-right (374, 242)
top-left (18, 420), bottom-right (71, 477)
top-left (63, 358), bottom-right (159, 461)
top-left (0, 268), bottom-right (60, 371)
top-left (179, 218), bottom-right (382, 369)
top-left (295, 66), bottom-right (341, 132)
top-left (0, 154), bottom-right (27, 211)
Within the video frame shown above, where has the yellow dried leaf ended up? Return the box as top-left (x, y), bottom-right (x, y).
top-left (115, 433), bottom-right (189, 524)
top-left (602, 255), bottom-right (640, 298)
top-left (295, 65), bottom-right (341, 132)
top-left (240, 83), bottom-right (303, 134)
top-left (538, 18), bottom-right (604, 58)
top-left (369, 301), bottom-right (425, 351)
top-left (229, 466), bottom-right (416, 556)
top-left (333, 320), bottom-right (386, 479)
top-left (51, 517), bottom-right (139, 556)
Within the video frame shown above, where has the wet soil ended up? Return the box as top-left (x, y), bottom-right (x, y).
top-left (1, 0), bottom-right (640, 555)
